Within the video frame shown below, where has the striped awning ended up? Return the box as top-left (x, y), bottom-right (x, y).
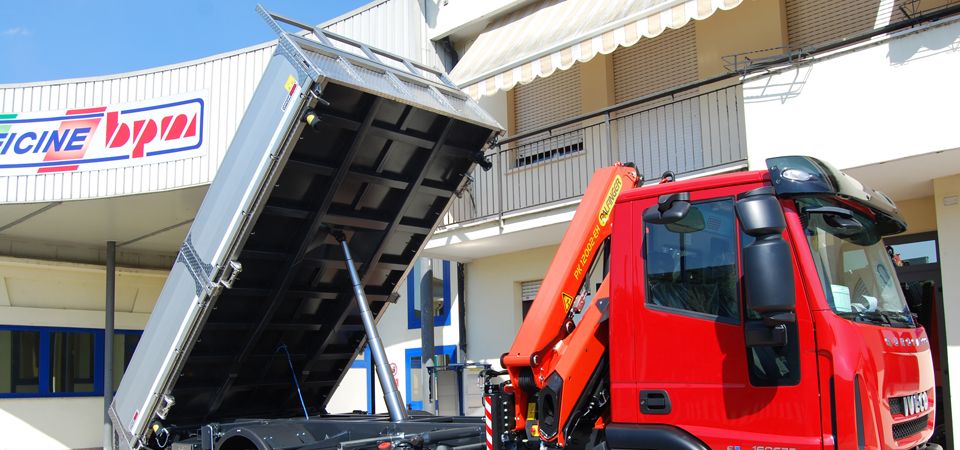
top-left (450, 0), bottom-right (743, 100)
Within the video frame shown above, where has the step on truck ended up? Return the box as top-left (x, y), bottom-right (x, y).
top-left (109, 6), bottom-right (502, 450)
top-left (111, 6), bottom-right (939, 450)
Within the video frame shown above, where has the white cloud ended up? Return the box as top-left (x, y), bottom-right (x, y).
top-left (1, 27), bottom-right (31, 36)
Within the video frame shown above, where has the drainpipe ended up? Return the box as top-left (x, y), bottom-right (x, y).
top-left (457, 262), bottom-right (466, 359)
top-left (104, 241), bottom-right (116, 450)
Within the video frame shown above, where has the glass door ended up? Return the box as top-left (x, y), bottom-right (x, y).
top-left (886, 231), bottom-right (949, 448)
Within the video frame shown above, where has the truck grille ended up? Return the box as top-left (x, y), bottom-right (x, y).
top-left (890, 397), bottom-right (903, 415)
top-left (889, 391), bottom-right (931, 417)
top-left (892, 414), bottom-right (928, 440)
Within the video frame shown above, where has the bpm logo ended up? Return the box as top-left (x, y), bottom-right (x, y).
top-left (0, 90), bottom-right (207, 175)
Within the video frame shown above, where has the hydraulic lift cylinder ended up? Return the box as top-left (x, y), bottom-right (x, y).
top-left (335, 231), bottom-right (408, 422)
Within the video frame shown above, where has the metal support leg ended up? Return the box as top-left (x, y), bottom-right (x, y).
top-left (334, 231), bottom-right (408, 422)
top-left (420, 258), bottom-right (436, 413)
top-left (104, 240), bottom-right (116, 450)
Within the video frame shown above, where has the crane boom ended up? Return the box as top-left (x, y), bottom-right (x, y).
top-left (500, 163), bottom-right (640, 444)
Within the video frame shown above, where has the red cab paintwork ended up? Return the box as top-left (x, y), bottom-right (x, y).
top-left (607, 170), bottom-right (935, 449)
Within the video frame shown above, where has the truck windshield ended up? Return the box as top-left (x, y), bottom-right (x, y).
top-left (798, 198), bottom-right (915, 328)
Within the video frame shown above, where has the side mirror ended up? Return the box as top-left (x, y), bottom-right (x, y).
top-left (665, 207), bottom-right (705, 233)
top-left (643, 192), bottom-right (691, 225)
top-left (736, 187), bottom-right (796, 327)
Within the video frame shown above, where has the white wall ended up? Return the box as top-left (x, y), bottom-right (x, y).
top-left (934, 174), bottom-right (960, 439)
top-left (326, 366), bottom-right (371, 414)
top-left (476, 90), bottom-right (509, 135)
top-left (0, 398), bottom-right (106, 450)
top-left (324, 0), bottom-right (451, 72)
top-left (0, 256), bottom-right (164, 329)
top-left (743, 16), bottom-right (960, 171)
top-left (464, 245), bottom-right (557, 366)
top-left (426, 0), bottom-right (537, 41)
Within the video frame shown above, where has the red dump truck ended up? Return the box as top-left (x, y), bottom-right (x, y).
top-left (486, 158), bottom-right (937, 450)
top-left (109, 6), bottom-right (938, 450)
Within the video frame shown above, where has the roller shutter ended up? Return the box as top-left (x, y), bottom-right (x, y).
top-left (613, 23), bottom-right (698, 106)
top-left (513, 67), bottom-right (582, 135)
top-left (521, 280), bottom-right (543, 302)
top-left (521, 279), bottom-right (543, 320)
top-left (787, 0), bottom-right (883, 48)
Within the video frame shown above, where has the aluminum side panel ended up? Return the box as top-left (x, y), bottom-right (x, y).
top-left (110, 263), bottom-right (202, 449)
top-left (110, 53), bottom-right (308, 448)
top-left (189, 54), bottom-right (307, 267)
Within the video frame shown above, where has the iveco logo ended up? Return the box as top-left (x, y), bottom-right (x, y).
top-left (884, 337), bottom-right (928, 347)
top-left (903, 392), bottom-right (930, 417)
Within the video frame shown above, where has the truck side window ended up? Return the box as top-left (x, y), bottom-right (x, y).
top-left (644, 198), bottom-right (740, 323)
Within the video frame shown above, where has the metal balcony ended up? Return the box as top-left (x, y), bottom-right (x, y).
top-left (443, 85), bottom-right (748, 228)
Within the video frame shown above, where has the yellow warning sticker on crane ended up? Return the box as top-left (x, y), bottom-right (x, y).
top-left (562, 292), bottom-right (574, 313)
top-left (598, 175), bottom-right (622, 227)
top-left (527, 403), bottom-right (537, 420)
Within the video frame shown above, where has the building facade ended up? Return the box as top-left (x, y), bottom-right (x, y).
top-left (2, 0), bottom-right (959, 449)
top-left (414, 0), bottom-right (960, 447)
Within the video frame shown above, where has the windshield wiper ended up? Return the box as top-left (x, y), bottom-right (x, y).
top-left (879, 310), bottom-right (917, 328)
top-left (837, 310), bottom-right (916, 328)
top-left (837, 310), bottom-right (891, 326)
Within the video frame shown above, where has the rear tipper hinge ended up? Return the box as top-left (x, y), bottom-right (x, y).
top-left (176, 234), bottom-right (243, 298)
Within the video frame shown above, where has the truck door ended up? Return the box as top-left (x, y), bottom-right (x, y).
top-left (628, 185), bottom-right (822, 449)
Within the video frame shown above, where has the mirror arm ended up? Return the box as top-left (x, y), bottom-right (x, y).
top-left (745, 322), bottom-right (789, 348)
top-left (643, 192), bottom-right (692, 224)
top-left (762, 311), bottom-right (796, 327)
top-left (803, 206), bottom-right (855, 218)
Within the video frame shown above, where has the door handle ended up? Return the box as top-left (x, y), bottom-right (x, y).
top-left (639, 389), bottom-right (672, 415)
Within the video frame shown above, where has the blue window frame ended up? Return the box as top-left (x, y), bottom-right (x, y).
top-left (404, 345), bottom-right (457, 411)
top-left (0, 325), bottom-right (142, 398)
top-left (407, 259), bottom-right (452, 329)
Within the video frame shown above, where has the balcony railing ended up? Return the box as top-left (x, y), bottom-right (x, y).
top-left (443, 84), bottom-right (748, 228)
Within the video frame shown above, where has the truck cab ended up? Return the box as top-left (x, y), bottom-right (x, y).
top-left (607, 156), bottom-right (934, 449)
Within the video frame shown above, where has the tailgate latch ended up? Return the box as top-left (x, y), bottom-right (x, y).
top-left (217, 261), bottom-right (243, 289)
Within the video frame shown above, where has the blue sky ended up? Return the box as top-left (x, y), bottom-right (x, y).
top-left (0, 1), bottom-right (375, 85)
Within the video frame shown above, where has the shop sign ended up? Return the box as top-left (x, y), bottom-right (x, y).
top-left (0, 89), bottom-right (208, 175)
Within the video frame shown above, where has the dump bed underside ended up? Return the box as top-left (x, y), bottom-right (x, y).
top-left (167, 82), bottom-right (494, 425)
top-left (128, 10), bottom-right (505, 428)
top-left (111, 10), bottom-right (500, 441)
